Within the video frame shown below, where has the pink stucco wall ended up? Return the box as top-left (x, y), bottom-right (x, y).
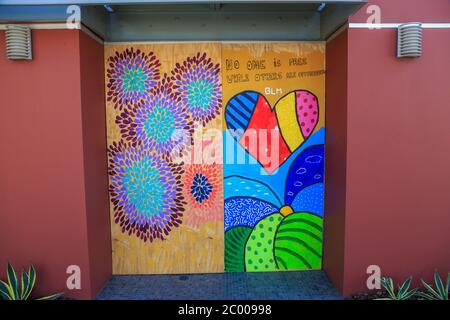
top-left (324, 0), bottom-right (450, 296)
top-left (1, 0), bottom-right (449, 300)
top-left (0, 29), bottom-right (111, 299)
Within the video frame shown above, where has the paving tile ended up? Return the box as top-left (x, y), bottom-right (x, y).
top-left (96, 270), bottom-right (342, 300)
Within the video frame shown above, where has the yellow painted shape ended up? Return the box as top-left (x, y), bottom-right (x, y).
top-left (279, 205), bottom-right (294, 217)
top-left (275, 92), bottom-right (304, 152)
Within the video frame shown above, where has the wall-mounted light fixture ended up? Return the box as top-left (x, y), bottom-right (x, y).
top-left (5, 25), bottom-right (32, 60)
top-left (104, 5), bottom-right (114, 13)
top-left (397, 22), bottom-right (422, 58)
top-left (317, 3), bottom-right (326, 12)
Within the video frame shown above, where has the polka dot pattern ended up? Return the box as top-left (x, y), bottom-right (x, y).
top-left (291, 183), bottom-right (324, 217)
top-left (296, 91), bottom-right (318, 139)
top-left (245, 213), bottom-right (283, 272)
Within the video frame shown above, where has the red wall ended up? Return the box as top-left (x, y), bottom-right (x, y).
top-left (323, 30), bottom-right (348, 295)
top-left (79, 31), bottom-right (112, 297)
top-left (325, 0), bottom-right (450, 296)
top-left (0, 29), bottom-right (111, 299)
top-left (350, 0), bottom-right (450, 23)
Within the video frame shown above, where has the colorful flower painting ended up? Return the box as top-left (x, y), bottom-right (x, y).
top-left (183, 164), bottom-right (223, 229)
top-left (106, 48), bottom-right (161, 109)
top-left (115, 77), bottom-right (194, 158)
top-left (171, 52), bottom-right (222, 126)
top-left (108, 140), bottom-right (185, 242)
top-left (106, 47), bottom-right (223, 245)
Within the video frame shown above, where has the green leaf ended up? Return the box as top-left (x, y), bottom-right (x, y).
top-left (400, 288), bottom-right (417, 300)
top-left (0, 280), bottom-right (13, 300)
top-left (416, 291), bottom-right (437, 300)
top-left (381, 277), bottom-right (396, 299)
top-left (36, 292), bottom-right (63, 300)
top-left (398, 277), bottom-right (412, 298)
top-left (6, 263), bottom-right (19, 299)
top-left (445, 273), bottom-right (450, 300)
top-left (389, 278), bottom-right (396, 298)
top-left (20, 268), bottom-right (28, 299)
top-left (434, 272), bottom-right (446, 300)
top-left (23, 265), bottom-right (36, 300)
top-left (421, 279), bottom-right (441, 300)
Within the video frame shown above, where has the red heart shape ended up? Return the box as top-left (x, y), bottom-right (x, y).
top-left (225, 90), bottom-right (318, 174)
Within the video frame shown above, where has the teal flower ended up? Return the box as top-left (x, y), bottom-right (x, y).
top-left (171, 52), bottom-right (222, 126)
top-left (107, 48), bottom-right (160, 109)
top-left (115, 77), bottom-right (194, 157)
top-left (108, 140), bottom-right (186, 242)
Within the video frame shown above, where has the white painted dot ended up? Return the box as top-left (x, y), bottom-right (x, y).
top-left (234, 189), bottom-right (239, 192)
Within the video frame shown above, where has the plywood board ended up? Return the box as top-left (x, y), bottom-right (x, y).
top-left (104, 43), bottom-right (224, 274)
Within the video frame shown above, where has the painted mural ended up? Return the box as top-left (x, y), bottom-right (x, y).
top-left (105, 42), bottom-right (325, 274)
top-left (222, 43), bottom-right (326, 272)
top-left (105, 44), bottom-right (224, 274)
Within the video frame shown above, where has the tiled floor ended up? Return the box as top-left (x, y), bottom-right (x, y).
top-left (96, 270), bottom-right (342, 300)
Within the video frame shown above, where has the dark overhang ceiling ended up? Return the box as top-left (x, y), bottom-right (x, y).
top-left (0, 1), bottom-right (366, 41)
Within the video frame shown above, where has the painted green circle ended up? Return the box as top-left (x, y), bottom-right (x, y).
top-left (244, 213), bottom-right (282, 272)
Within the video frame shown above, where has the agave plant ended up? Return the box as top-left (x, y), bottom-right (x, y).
top-left (378, 276), bottom-right (418, 300)
top-left (416, 271), bottom-right (449, 300)
top-left (0, 263), bottom-right (63, 300)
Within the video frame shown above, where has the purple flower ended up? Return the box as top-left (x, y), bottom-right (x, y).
top-left (108, 140), bottom-right (186, 242)
top-left (171, 52), bottom-right (222, 126)
top-left (115, 76), bottom-right (194, 158)
top-left (107, 48), bottom-right (161, 110)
